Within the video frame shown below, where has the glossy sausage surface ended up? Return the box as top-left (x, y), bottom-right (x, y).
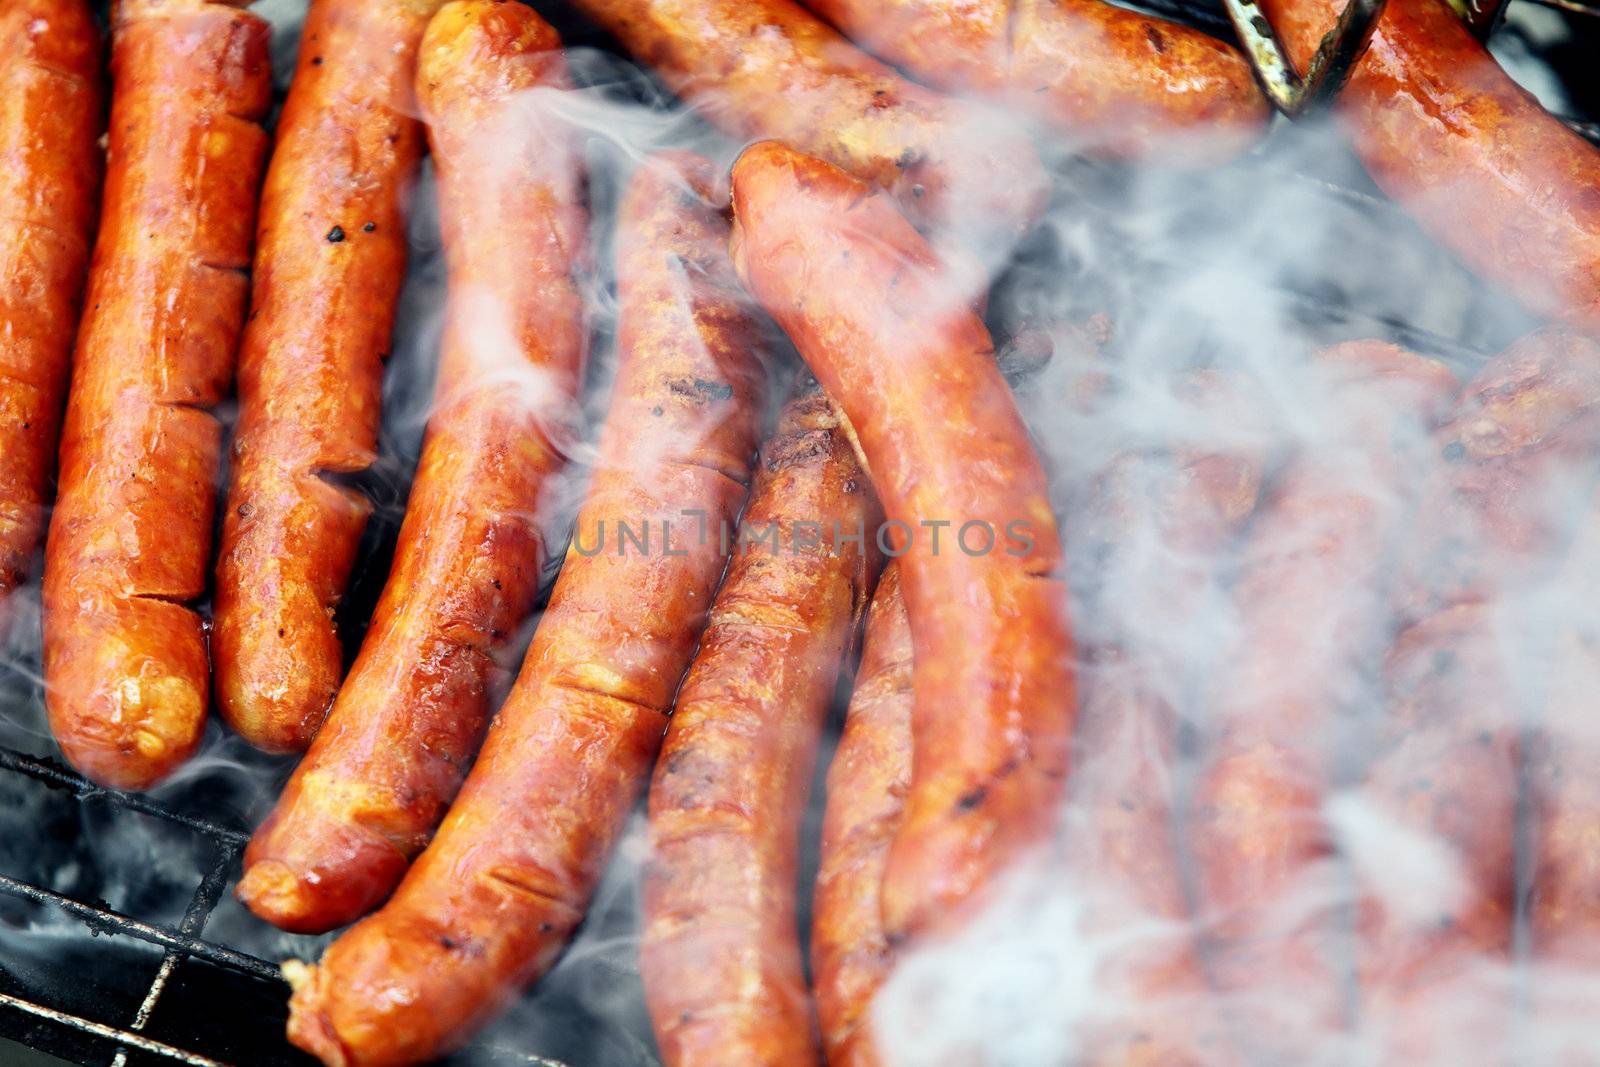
top-left (239, 0), bottom-right (586, 932)
top-left (281, 149), bottom-right (770, 1067)
top-left (1259, 0), bottom-right (1600, 333)
top-left (213, 0), bottom-right (443, 754)
top-left (731, 140), bottom-right (1075, 943)
top-left (0, 0), bottom-right (103, 639)
top-left (43, 0), bottom-right (271, 790)
top-left (568, 0), bottom-right (1048, 243)
top-left (642, 387), bottom-right (878, 1067)
top-left (803, 0), bottom-right (1266, 164)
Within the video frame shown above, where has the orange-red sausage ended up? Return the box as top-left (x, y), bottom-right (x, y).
top-left (642, 388), bottom-right (878, 1067)
top-left (238, 0), bottom-right (586, 933)
top-left (213, 0), bottom-right (444, 754)
top-left (566, 0), bottom-right (1048, 242)
top-left (280, 150), bottom-right (770, 1067)
top-left (803, 0), bottom-right (1266, 165)
top-left (0, 0), bottom-right (103, 639)
top-left (1184, 344), bottom-right (1456, 1061)
top-left (1062, 371), bottom-right (1267, 1067)
top-left (731, 140), bottom-right (1075, 943)
top-left (1354, 330), bottom-right (1600, 1062)
top-left (812, 565), bottom-right (910, 1067)
top-left (1259, 0), bottom-right (1600, 334)
top-left (42, 0), bottom-right (271, 791)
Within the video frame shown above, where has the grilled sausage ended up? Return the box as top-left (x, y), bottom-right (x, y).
top-left (642, 388), bottom-right (878, 1067)
top-left (41, 0), bottom-right (271, 791)
top-left (280, 150), bottom-right (770, 1067)
top-left (812, 565), bottom-right (910, 1067)
top-left (212, 0), bottom-right (443, 754)
top-left (1354, 329), bottom-right (1600, 1062)
top-left (238, 0), bottom-right (586, 933)
top-left (1257, 0), bottom-right (1600, 334)
top-left (803, 0), bottom-right (1266, 165)
top-left (1185, 344), bottom-right (1456, 1061)
top-left (566, 0), bottom-right (1048, 243)
top-left (0, 0), bottom-right (103, 640)
top-left (1063, 371), bottom-right (1268, 1067)
top-left (730, 140), bottom-right (1075, 943)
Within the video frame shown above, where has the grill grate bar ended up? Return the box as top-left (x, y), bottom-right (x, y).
top-left (0, 991), bottom-right (228, 1067)
top-left (0, 873), bottom-right (282, 984)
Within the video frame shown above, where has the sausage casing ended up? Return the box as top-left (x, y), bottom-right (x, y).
top-left (803, 0), bottom-right (1266, 164)
top-left (280, 150), bottom-right (769, 1067)
top-left (0, 0), bottom-right (103, 638)
top-left (213, 0), bottom-right (443, 754)
top-left (238, 0), bottom-right (586, 932)
top-left (730, 140), bottom-right (1075, 943)
top-left (42, 0), bottom-right (271, 790)
top-left (642, 388), bottom-right (878, 1066)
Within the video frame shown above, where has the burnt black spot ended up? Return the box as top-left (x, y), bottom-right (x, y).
top-left (363, 221), bottom-right (377, 233)
top-left (277, 628), bottom-right (286, 638)
top-left (652, 405), bottom-right (664, 417)
top-left (237, 502), bottom-right (254, 519)
top-left (326, 225), bottom-right (345, 243)
top-left (843, 479), bottom-right (859, 494)
top-left (896, 147), bottom-right (921, 170)
top-left (439, 935), bottom-right (459, 950)
top-left (1145, 24), bottom-right (1169, 52)
top-left (956, 785), bottom-right (988, 811)
top-left (492, 578), bottom-right (502, 590)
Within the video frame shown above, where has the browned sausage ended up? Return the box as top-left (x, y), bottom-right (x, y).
top-left (1354, 329), bottom-right (1600, 1062)
top-left (566, 0), bottom-right (1048, 243)
top-left (812, 564), bottom-right (911, 1067)
top-left (1184, 344), bottom-right (1456, 1061)
top-left (1062, 370), bottom-right (1267, 1067)
top-left (280, 149), bottom-right (770, 1067)
top-left (802, 0), bottom-right (1267, 165)
top-left (641, 388), bottom-right (878, 1067)
top-left (0, 0), bottom-right (103, 639)
top-left (212, 0), bottom-right (444, 754)
top-left (237, 0), bottom-right (586, 933)
top-left (1258, 0), bottom-right (1600, 334)
top-left (42, 0), bottom-right (271, 791)
top-left (730, 139), bottom-right (1075, 943)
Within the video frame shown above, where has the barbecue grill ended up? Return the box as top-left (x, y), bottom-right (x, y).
top-left (1, 0), bottom-right (1596, 1063)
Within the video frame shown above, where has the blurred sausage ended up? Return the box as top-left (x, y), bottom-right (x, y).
top-left (1185, 344), bottom-right (1455, 1061)
top-left (280, 150), bottom-right (769, 1067)
top-left (1258, 0), bottom-right (1600, 334)
top-left (42, 0), bottom-right (271, 790)
top-left (1354, 329), bottom-right (1600, 1063)
top-left (567, 0), bottom-right (1048, 245)
top-left (238, 0), bottom-right (586, 932)
top-left (812, 565), bottom-right (910, 1067)
top-left (803, 0), bottom-right (1266, 165)
top-left (730, 140), bottom-right (1075, 943)
top-left (213, 0), bottom-right (443, 754)
top-left (642, 387), bottom-right (878, 1066)
top-left (0, 0), bottom-right (102, 639)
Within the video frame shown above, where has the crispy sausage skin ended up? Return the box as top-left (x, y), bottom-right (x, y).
top-left (1063, 372), bottom-right (1267, 1067)
top-left (802, 0), bottom-right (1266, 165)
top-left (1259, 0), bottom-right (1600, 333)
top-left (812, 564), bottom-right (910, 1067)
top-left (1185, 345), bottom-right (1455, 1060)
top-left (41, 0), bottom-right (270, 791)
top-left (642, 388), bottom-right (878, 1067)
top-left (1355, 330), bottom-right (1600, 1062)
top-left (730, 140), bottom-right (1075, 943)
top-left (0, 0), bottom-right (102, 639)
top-left (566, 0), bottom-right (1047, 242)
top-left (213, 0), bottom-right (443, 754)
top-left (280, 151), bottom-right (769, 1067)
top-left (237, 0), bottom-right (587, 933)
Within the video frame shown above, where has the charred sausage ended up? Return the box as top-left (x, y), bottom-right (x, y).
top-left (42, 0), bottom-right (271, 790)
top-left (238, 0), bottom-right (587, 932)
top-left (213, 0), bottom-right (444, 754)
top-left (566, 0), bottom-right (1048, 243)
top-left (280, 149), bottom-right (770, 1067)
top-left (641, 387), bottom-right (878, 1066)
top-left (1258, 0), bottom-right (1600, 334)
top-left (803, 0), bottom-right (1266, 165)
top-left (0, 0), bottom-right (102, 639)
top-left (1185, 344), bottom-right (1456, 1061)
top-left (730, 139), bottom-right (1075, 943)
